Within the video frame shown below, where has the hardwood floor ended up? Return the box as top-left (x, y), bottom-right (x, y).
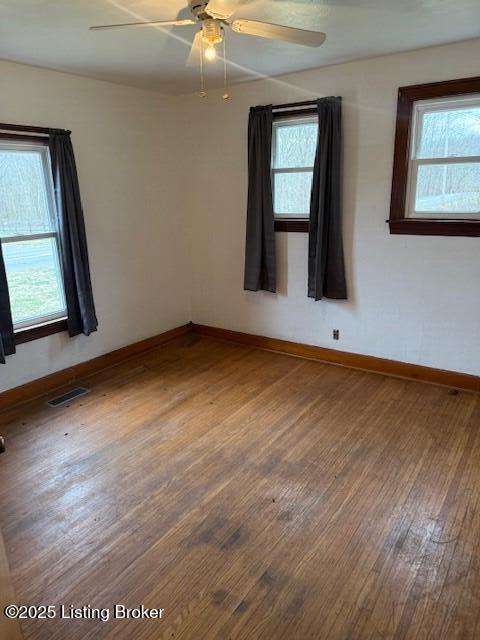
top-left (0, 524), bottom-right (23, 639)
top-left (0, 334), bottom-right (479, 639)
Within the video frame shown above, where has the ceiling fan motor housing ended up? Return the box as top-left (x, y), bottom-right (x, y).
top-left (189, 1), bottom-right (211, 20)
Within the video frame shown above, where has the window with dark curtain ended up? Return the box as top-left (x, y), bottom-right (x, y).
top-left (0, 123), bottom-right (97, 360)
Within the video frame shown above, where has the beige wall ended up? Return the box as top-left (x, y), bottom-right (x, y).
top-left (1, 38), bottom-right (480, 393)
top-left (0, 60), bottom-right (191, 392)
top-left (180, 38), bottom-right (480, 375)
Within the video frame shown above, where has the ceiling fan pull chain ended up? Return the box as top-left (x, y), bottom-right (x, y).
top-left (199, 36), bottom-right (207, 98)
top-left (222, 29), bottom-right (230, 101)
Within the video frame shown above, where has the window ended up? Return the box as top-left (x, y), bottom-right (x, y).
top-left (389, 76), bottom-right (480, 236)
top-left (272, 115), bottom-right (318, 232)
top-left (407, 96), bottom-right (480, 217)
top-left (0, 140), bottom-right (67, 335)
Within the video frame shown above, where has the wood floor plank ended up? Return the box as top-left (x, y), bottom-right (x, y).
top-left (0, 335), bottom-right (479, 639)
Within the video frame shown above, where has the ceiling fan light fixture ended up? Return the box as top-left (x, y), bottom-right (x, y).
top-left (202, 18), bottom-right (223, 45)
top-left (201, 18), bottom-right (223, 62)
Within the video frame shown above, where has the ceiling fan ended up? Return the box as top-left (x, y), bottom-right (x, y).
top-left (90, 0), bottom-right (326, 66)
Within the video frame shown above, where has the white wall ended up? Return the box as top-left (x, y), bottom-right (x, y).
top-left (2, 39), bottom-right (479, 393)
top-left (181, 38), bottom-right (480, 376)
top-left (0, 60), bottom-right (191, 392)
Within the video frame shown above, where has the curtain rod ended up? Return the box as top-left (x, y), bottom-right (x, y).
top-left (0, 123), bottom-right (50, 136)
top-left (272, 100), bottom-right (317, 111)
top-left (272, 97), bottom-right (342, 111)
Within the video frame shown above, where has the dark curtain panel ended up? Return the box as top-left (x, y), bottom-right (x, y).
top-left (308, 97), bottom-right (347, 301)
top-left (49, 129), bottom-right (98, 336)
top-left (0, 243), bottom-right (15, 364)
top-left (244, 105), bottom-right (276, 293)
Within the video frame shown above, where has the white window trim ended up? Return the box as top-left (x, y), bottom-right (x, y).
top-left (0, 140), bottom-right (67, 330)
top-left (405, 94), bottom-right (480, 219)
top-left (272, 115), bottom-right (317, 219)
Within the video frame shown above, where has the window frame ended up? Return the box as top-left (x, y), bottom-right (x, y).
top-left (272, 108), bottom-right (318, 233)
top-left (389, 76), bottom-right (480, 237)
top-left (0, 131), bottom-right (68, 343)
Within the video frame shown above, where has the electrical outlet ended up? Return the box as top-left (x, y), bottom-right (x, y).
top-left (333, 329), bottom-right (340, 341)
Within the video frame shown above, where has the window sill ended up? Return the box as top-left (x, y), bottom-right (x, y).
top-left (274, 218), bottom-right (309, 233)
top-left (389, 218), bottom-right (480, 237)
top-left (14, 318), bottom-right (68, 345)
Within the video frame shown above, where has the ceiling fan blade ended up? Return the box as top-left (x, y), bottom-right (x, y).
top-left (230, 19), bottom-right (326, 47)
top-left (206, 0), bottom-right (247, 20)
top-left (90, 19), bottom-right (195, 32)
top-left (186, 31), bottom-right (202, 66)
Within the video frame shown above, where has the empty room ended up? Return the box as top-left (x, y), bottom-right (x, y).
top-left (0, 1), bottom-right (479, 638)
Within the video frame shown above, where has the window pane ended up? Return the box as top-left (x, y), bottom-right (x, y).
top-left (414, 162), bottom-right (480, 214)
top-left (3, 238), bottom-right (66, 325)
top-left (418, 107), bottom-right (480, 159)
top-left (274, 121), bottom-right (318, 168)
top-left (0, 147), bottom-right (55, 237)
top-left (274, 171), bottom-right (313, 216)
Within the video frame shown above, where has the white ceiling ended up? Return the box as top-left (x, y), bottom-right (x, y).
top-left (0, 0), bottom-right (479, 95)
